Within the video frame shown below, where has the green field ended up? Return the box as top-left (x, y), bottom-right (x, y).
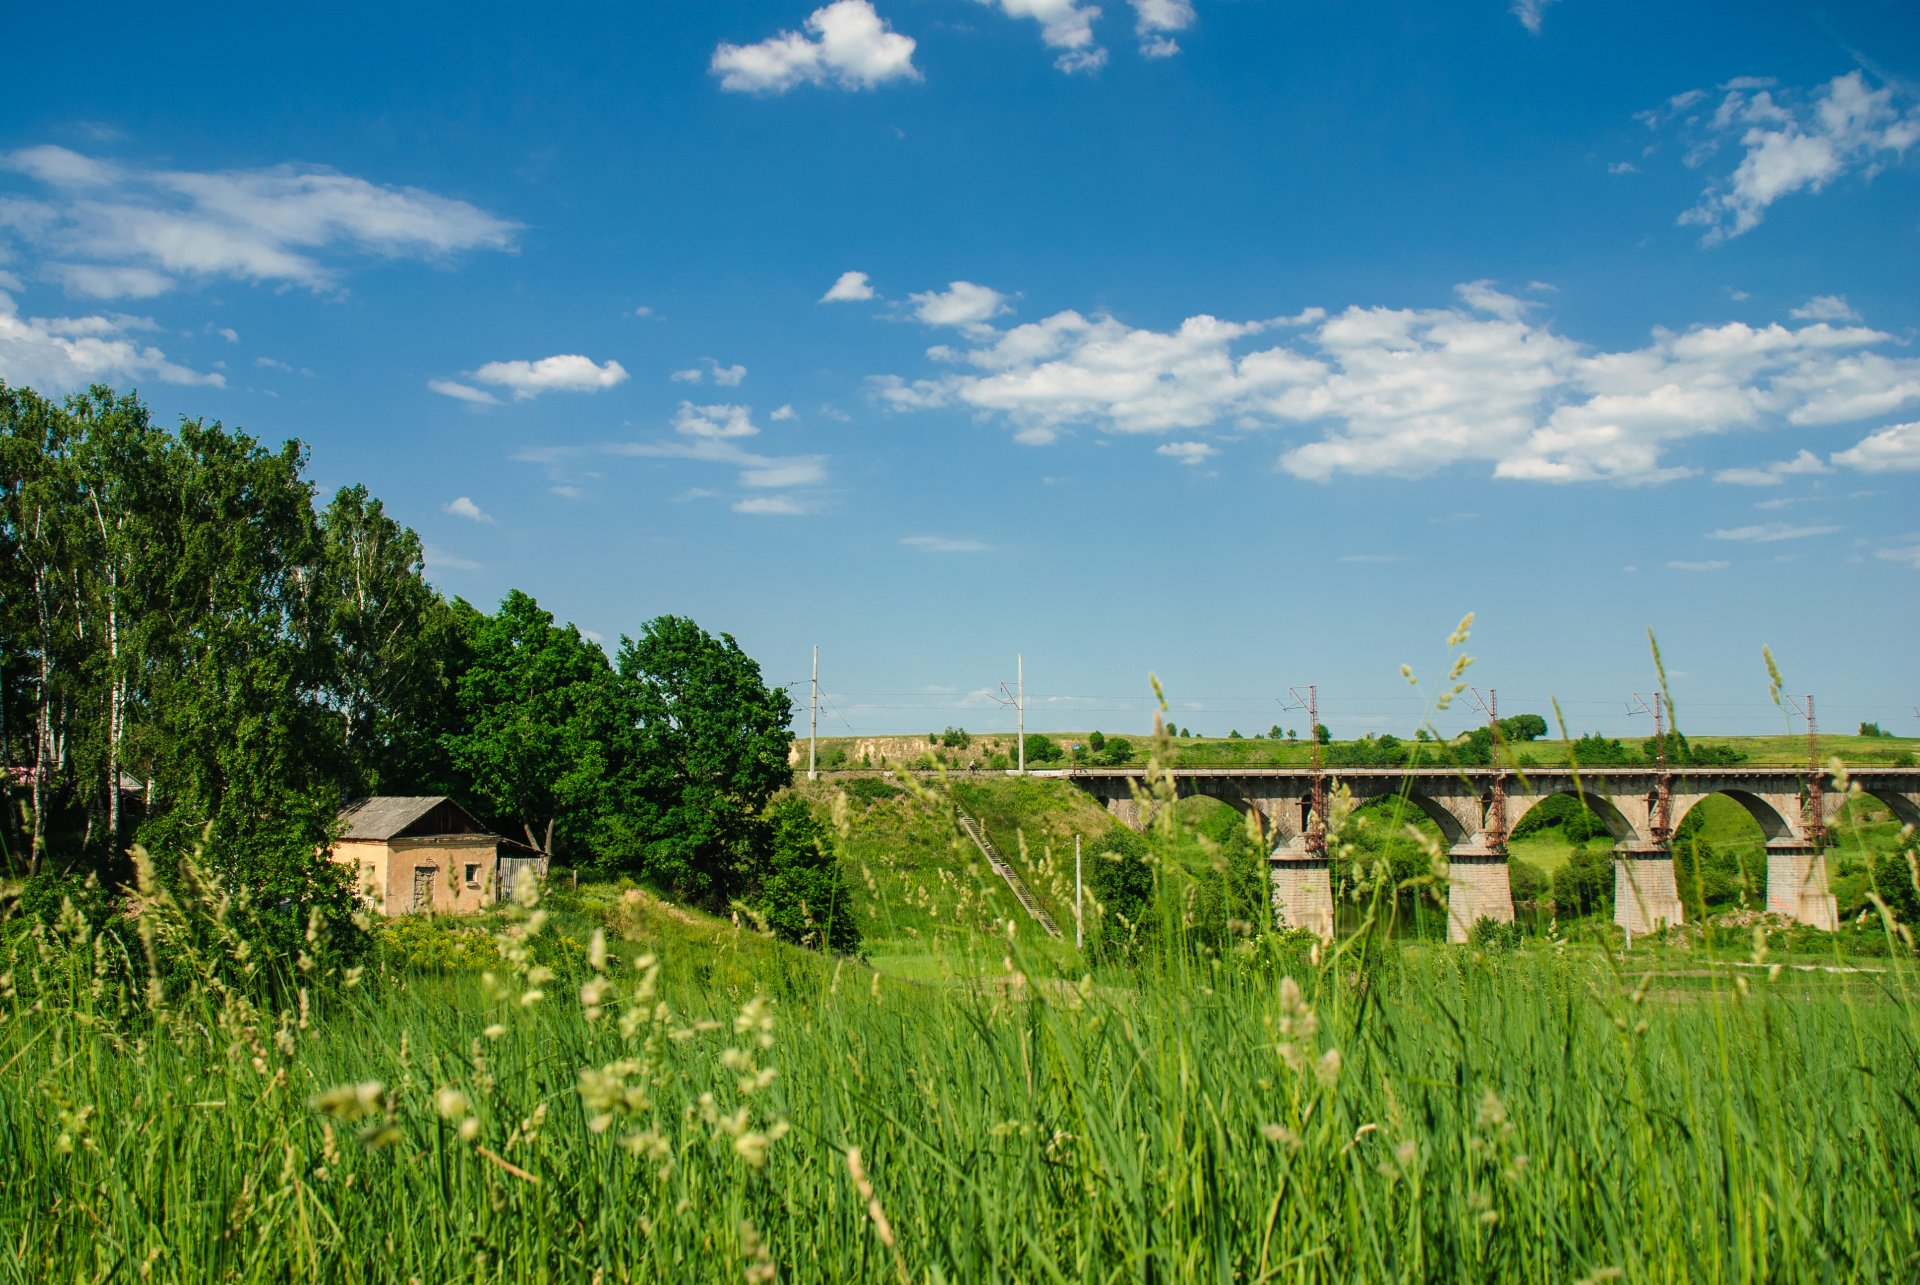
top-left (7, 765), bottom-right (1920, 1281)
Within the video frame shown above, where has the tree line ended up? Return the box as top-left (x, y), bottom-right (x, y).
top-left (0, 382), bottom-right (852, 953)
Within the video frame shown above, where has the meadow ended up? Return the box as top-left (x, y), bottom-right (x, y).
top-left (5, 766), bottom-right (1920, 1284)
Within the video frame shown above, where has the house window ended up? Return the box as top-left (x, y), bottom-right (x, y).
top-left (465, 863), bottom-right (481, 888)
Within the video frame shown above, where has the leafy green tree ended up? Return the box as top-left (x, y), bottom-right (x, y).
top-left (1097, 736), bottom-right (1134, 766)
top-left (1022, 733), bottom-right (1064, 765)
top-left (1313, 724), bottom-right (1331, 745)
top-left (448, 590), bottom-right (620, 860)
top-left (607, 616), bottom-right (794, 905)
top-left (750, 796), bottom-right (860, 952)
top-left (309, 485), bottom-right (464, 796)
top-left (1087, 730), bottom-right (1106, 752)
top-left (1089, 827), bottom-right (1154, 960)
top-left (1860, 722), bottom-right (1888, 738)
top-left (1550, 845), bottom-right (1614, 918)
top-left (1498, 713), bottom-right (1549, 742)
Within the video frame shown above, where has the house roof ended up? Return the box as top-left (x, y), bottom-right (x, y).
top-left (335, 796), bottom-right (493, 842)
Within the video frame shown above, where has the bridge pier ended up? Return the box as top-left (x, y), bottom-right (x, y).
top-left (1446, 843), bottom-right (1515, 943)
top-left (1269, 843), bottom-right (1333, 940)
top-left (1614, 845), bottom-right (1684, 936)
top-left (1766, 840), bottom-right (1838, 930)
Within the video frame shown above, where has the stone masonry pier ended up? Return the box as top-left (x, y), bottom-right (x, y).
top-left (1046, 766), bottom-right (1920, 941)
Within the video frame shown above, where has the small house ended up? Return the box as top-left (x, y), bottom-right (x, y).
top-left (330, 796), bottom-right (544, 916)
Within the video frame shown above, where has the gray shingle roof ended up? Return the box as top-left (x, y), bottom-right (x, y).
top-left (335, 796), bottom-right (490, 841)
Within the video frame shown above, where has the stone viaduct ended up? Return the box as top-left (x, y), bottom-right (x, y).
top-left (1046, 766), bottom-right (1920, 941)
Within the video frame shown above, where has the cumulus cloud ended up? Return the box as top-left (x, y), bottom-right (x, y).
top-left (467, 354), bottom-right (628, 399)
top-left (1712, 449), bottom-right (1830, 485)
top-left (908, 280), bottom-right (1009, 332)
top-left (1791, 294), bottom-right (1861, 322)
top-left (1156, 440), bottom-right (1215, 465)
top-left (979, 0), bottom-right (1108, 73)
top-left (1510, 0), bottom-right (1559, 35)
top-left (1707, 521), bottom-right (1840, 542)
top-left (1644, 72), bottom-right (1920, 242)
top-left (427, 378), bottom-right (501, 407)
top-left (822, 270), bottom-right (876, 302)
top-left (901, 535), bottom-right (990, 553)
top-left (870, 282), bottom-right (1920, 484)
top-left (0, 286), bottom-right (221, 393)
top-left (770, 403), bottom-right (798, 421)
top-left (0, 144), bottom-right (517, 296)
top-left (1131, 0), bottom-right (1194, 56)
top-left (443, 496), bottom-right (495, 524)
top-left (1832, 420), bottom-right (1920, 472)
top-left (711, 1), bottom-right (920, 93)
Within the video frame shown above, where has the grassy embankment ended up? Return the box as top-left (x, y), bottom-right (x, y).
top-left (802, 730), bottom-right (1920, 770)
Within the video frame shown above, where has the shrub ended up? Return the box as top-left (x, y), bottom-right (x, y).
top-left (1552, 845), bottom-right (1615, 918)
top-left (1022, 733), bottom-right (1065, 764)
top-left (1468, 916), bottom-right (1523, 951)
top-left (838, 778), bottom-right (899, 806)
top-left (1508, 856), bottom-right (1549, 907)
top-left (750, 797), bottom-right (860, 953)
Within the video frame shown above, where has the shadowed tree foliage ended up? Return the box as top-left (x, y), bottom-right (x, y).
top-left (604, 616), bottom-right (795, 907)
top-left (447, 589), bottom-right (621, 860)
top-left (749, 795), bottom-right (860, 952)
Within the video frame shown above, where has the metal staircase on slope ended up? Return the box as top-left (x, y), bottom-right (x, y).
top-left (955, 812), bottom-right (1061, 938)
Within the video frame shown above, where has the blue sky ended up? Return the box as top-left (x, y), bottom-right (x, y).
top-left (4, 0), bottom-right (1918, 741)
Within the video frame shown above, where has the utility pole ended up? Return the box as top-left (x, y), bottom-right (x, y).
top-left (1787, 693), bottom-right (1823, 849)
top-left (999, 654), bottom-right (1026, 774)
top-left (1075, 833), bottom-right (1083, 949)
top-left (1286, 685), bottom-right (1325, 856)
top-left (1628, 691), bottom-right (1671, 843)
top-left (808, 644), bottom-right (819, 782)
top-left (1466, 687), bottom-right (1507, 851)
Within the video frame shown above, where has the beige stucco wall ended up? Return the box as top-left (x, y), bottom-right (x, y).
top-left (332, 838), bottom-right (500, 916)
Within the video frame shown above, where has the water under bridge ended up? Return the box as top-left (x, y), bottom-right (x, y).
top-left (1038, 765), bottom-right (1920, 942)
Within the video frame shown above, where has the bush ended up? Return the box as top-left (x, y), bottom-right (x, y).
top-left (1508, 856), bottom-right (1549, 907)
top-left (1089, 828), bottom-right (1154, 961)
top-left (939, 726), bottom-right (971, 749)
top-left (1098, 736), bottom-right (1135, 766)
top-left (750, 797), bottom-right (860, 953)
top-left (1552, 845), bottom-right (1615, 918)
top-left (1022, 734), bottom-right (1065, 765)
top-left (838, 778), bottom-right (899, 806)
top-left (1468, 917), bottom-right (1523, 951)
top-left (1088, 730), bottom-right (1106, 752)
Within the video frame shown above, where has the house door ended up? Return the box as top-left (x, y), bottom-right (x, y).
top-left (411, 864), bottom-right (438, 913)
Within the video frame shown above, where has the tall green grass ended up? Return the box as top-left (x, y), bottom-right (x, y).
top-left (5, 826), bottom-right (1920, 1282)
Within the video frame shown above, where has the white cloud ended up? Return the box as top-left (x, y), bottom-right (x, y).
top-left (733, 495), bottom-right (818, 516)
top-left (1877, 544), bottom-right (1920, 570)
top-left (1790, 294), bottom-right (1861, 322)
top-left (978, 0), bottom-right (1108, 73)
top-left (909, 280), bottom-right (1009, 332)
top-left (44, 262), bottom-right (174, 299)
top-left (428, 378), bottom-right (502, 406)
top-left (0, 145), bottom-right (517, 294)
top-left (215, 326), bottom-right (238, 343)
top-left (770, 403), bottom-right (798, 421)
top-left (1510, 0), bottom-right (1559, 35)
top-left (469, 354), bottom-right (628, 399)
top-left (444, 496), bottom-right (495, 524)
top-left (901, 535), bottom-right (991, 553)
top-left (0, 286), bottom-right (221, 393)
top-left (1712, 449), bottom-right (1830, 485)
top-left (1130, 0), bottom-right (1194, 56)
top-left (711, 1), bottom-right (920, 94)
top-left (1832, 420), bottom-right (1920, 472)
top-left (673, 401), bottom-right (760, 439)
top-left (1608, 161), bottom-right (1639, 175)
top-left (1707, 521), bottom-right (1840, 542)
top-left (669, 357), bottom-right (749, 386)
top-left (870, 283), bottom-right (1920, 484)
top-left (739, 457), bottom-right (829, 488)
top-left (1156, 440), bottom-right (1215, 465)
top-left (633, 305), bottom-right (654, 318)
top-left (822, 270), bottom-right (876, 302)
top-left (1653, 72), bottom-right (1920, 242)
top-left (1666, 560), bottom-right (1729, 571)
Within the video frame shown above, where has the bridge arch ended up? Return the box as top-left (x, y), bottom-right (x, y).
top-left (1507, 788), bottom-right (1641, 845)
top-left (1670, 789), bottom-right (1797, 842)
top-left (1397, 790), bottom-right (1474, 847)
top-left (1857, 786), bottom-right (1920, 831)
